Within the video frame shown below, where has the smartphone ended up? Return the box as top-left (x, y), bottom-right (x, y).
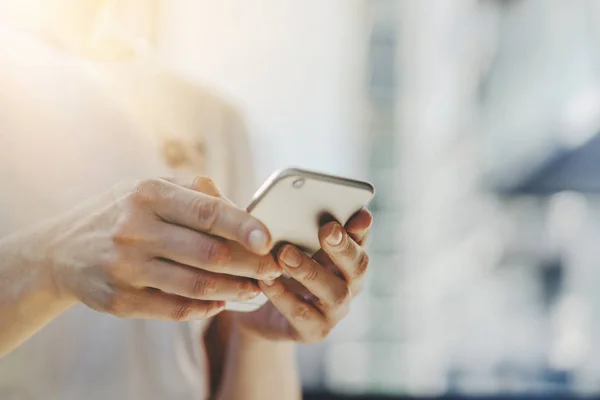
top-left (225, 167), bottom-right (375, 312)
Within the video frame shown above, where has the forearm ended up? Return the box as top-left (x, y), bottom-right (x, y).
top-left (215, 317), bottom-right (301, 400)
top-left (0, 230), bottom-right (74, 356)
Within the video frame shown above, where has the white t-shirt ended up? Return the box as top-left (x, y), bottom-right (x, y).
top-left (0, 26), bottom-right (254, 400)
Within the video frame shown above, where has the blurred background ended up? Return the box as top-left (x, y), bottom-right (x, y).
top-left (4, 0), bottom-right (600, 398)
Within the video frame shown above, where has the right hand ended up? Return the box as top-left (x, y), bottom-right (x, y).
top-left (42, 177), bottom-right (281, 321)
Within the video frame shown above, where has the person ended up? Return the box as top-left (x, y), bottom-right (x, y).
top-left (0, 7), bottom-right (373, 400)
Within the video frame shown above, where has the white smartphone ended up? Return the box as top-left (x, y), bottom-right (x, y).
top-left (225, 168), bottom-right (375, 312)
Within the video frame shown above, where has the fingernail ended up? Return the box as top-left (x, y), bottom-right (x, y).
top-left (245, 290), bottom-right (260, 300)
top-left (267, 271), bottom-right (282, 280)
top-left (263, 279), bottom-right (276, 286)
top-left (203, 301), bottom-right (225, 318)
top-left (326, 223), bottom-right (343, 246)
top-left (248, 228), bottom-right (269, 253)
top-left (280, 245), bottom-right (302, 268)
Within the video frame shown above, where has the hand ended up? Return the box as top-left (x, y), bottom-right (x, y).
top-left (236, 209), bottom-right (372, 343)
top-left (44, 177), bottom-right (282, 321)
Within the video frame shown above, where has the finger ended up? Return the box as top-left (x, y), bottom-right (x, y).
top-left (221, 241), bottom-right (283, 279)
top-left (311, 251), bottom-right (361, 296)
top-left (258, 279), bottom-right (329, 343)
top-left (345, 208), bottom-right (372, 245)
top-left (134, 259), bottom-right (261, 302)
top-left (109, 288), bottom-right (224, 321)
top-left (144, 179), bottom-right (272, 254)
top-left (319, 222), bottom-right (369, 287)
top-left (312, 250), bottom-right (343, 279)
top-left (149, 224), bottom-right (282, 279)
top-left (277, 244), bottom-right (351, 309)
top-left (150, 221), bottom-right (232, 265)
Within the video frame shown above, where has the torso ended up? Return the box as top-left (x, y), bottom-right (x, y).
top-left (0, 26), bottom-right (212, 400)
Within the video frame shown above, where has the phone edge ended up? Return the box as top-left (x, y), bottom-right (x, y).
top-left (246, 167), bottom-right (375, 213)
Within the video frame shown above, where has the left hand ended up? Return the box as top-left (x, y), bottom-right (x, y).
top-left (237, 209), bottom-right (372, 343)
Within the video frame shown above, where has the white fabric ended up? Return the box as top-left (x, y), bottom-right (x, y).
top-left (0, 25), bottom-right (254, 400)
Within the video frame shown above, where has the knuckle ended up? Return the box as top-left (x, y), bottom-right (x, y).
top-left (354, 252), bottom-right (370, 278)
top-left (131, 179), bottom-right (162, 205)
top-left (338, 237), bottom-right (354, 256)
top-left (292, 303), bottom-right (313, 321)
top-left (333, 285), bottom-right (352, 306)
top-left (200, 239), bottom-right (226, 264)
top-left (270, 285), bottom-right (289, 301)
top-left (191, 273), bottom-right (216, 298)
top-left (302, 326), bottom-right (330, 344)
top-left (237, 280), bottom-right (260, 300)
top-left (103, 250), bottom-right (137, 283)
top-left (190, 196), bottom-right (220, 230)
top-left (201, 301), bottom-right (218, 318)
top-left (255, 257), bottom-right (271, 278)
top-left (171, 299), bottom-right (194, 321)
top-left (111, 215), bottom-right (138, 246)
top-left (302, 263), bottom-right (319, 282)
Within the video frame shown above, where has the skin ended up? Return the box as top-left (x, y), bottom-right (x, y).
top-left (239, 208), bottom-right (371, 342)
top-left (0, 176), bottom-right (281, 356)
top-left (209, 208), bottom-right (372, 400)
top-left (0, 175), bottom-right (372, 400)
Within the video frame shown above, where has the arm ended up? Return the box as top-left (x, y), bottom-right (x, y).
top-left (206, 312), bottom-right (301, 400)
top-left (0, 177), bottom-right (280, 358)
top-left (0, 229), bottom-right (76, 357)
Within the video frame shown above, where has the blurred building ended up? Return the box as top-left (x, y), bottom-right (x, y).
top-left (324, 0), bottom-right (600, 397)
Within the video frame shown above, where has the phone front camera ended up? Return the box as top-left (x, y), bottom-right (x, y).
top-left (292, 178), bottom-right (305, 188)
